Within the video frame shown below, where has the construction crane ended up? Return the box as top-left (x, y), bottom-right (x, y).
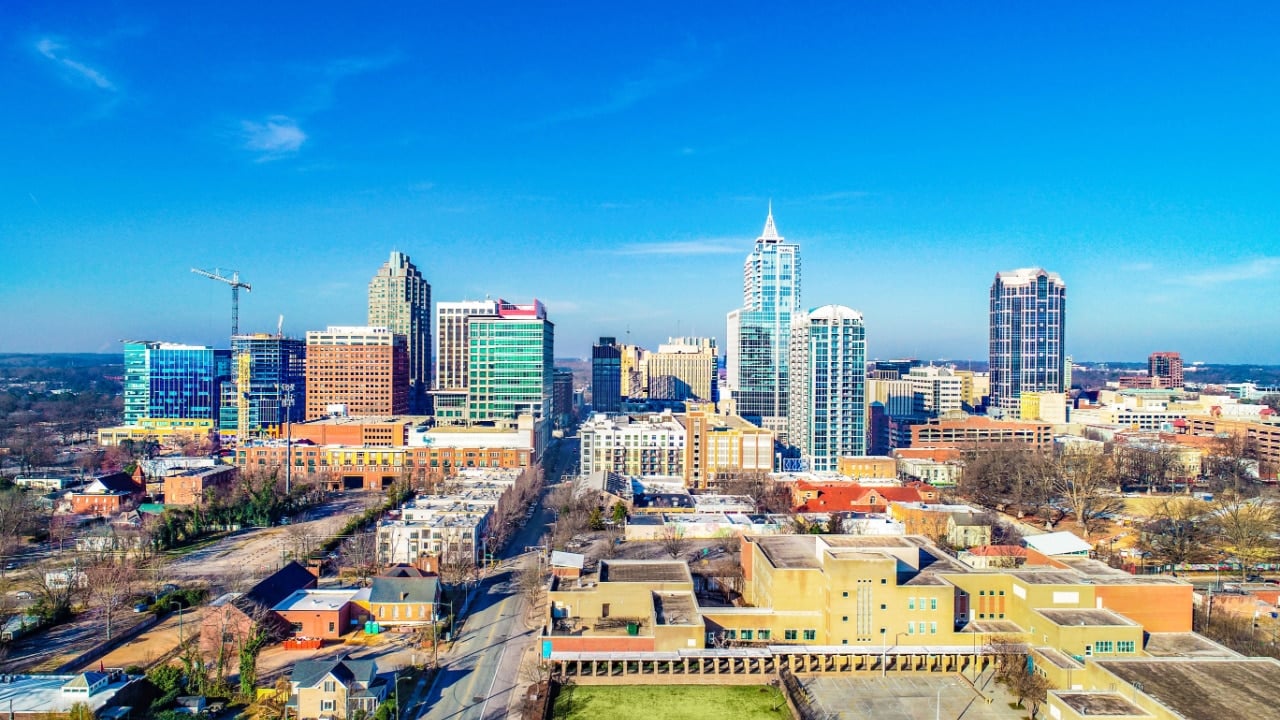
top-left (191, 267), bottom-right (251, 339)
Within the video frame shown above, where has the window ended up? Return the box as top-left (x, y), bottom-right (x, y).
top-left (803, 629), bottom-right (816, 641)
top-left (930, 598), bottom-right (937, 611)
top-left (842, 616), bottom-right (848, 623)
top-left (724, 629), bottom-right (736, 640)
top-left (1118, 641), bottom-right (1135, 653)
top-left (930, 622), bottom-right (937, 634)
top-left (784, 629), bottom-right (798, 641)
top-left (908, 598), bottom-right (916, 610)
top-left (328, 622), bottom-right (335, 632)
top-left (917, 622), bottom-right (926, 634)
top-left (741, 630), bottom-right (753, 640)
top-left (842, 591), bottom-right (849, 598)
top-left (907, 624), bottom-right (914, 635)
top-left (881, 578), bottom-right (887, 584)
top-left (1095, 641), bottom-right (1114, 654)
top-left (321, 701), bottom-right (335, 711)
top-left (759, 630), bottom-right (771, 640)
top-left (323, 681), bottom-right (336, 693)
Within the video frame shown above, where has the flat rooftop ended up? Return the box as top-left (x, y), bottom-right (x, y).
top-left (1096, 658), bottom-right (1280, 719)
top-left (272, 589), bottom-right (358, 613)
top-left (1034, 647), bottom-right (1084, 670)
top-left (653, 592), bottom-right (699, 626)
top-left (1009, 570), bottom-right (1089, 585)
top-left (1037, 608), bottom-right (1136, 627)
top-left (600, 561), bottom-right (692, 584)
top-left (1142, 632), bottom-right (1240, 659)
top-left (963, 620), bottom-right (1023, 634)
top-left (300, 415), bottom-right (426, 426)
top-left (1052, 692), bottom-right (1149, 716)
top-left (755, 536), bottom-right (822, 569)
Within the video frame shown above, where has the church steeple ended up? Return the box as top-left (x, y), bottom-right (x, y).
top-left (760, 200), bottom-right (782, 242)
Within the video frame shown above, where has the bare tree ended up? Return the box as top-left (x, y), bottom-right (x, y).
top-left (28, 558), bottom-right (88, 622)
top-left (1052, 449), bottom-right (1124, 538)
top-left (958, 444), bottom-right (1055, 520)
top-left (0, 489), bottom-right (41, 561)
top-left (1212, 494), bottom-right (1279, 580)
top-left (437, 555), bottom-right (478, 588)
top-left (517, 562), bottom-right (546, 609)
top-left (1136, 498), bottom-right (1215, 569)
top-left (659, 524), bottom-right (687, 559)
top-left (85, 557), bottom-right (139, 642)
top-left (1205, 434), bottom-right (1261, 496)
top-left (339, 531), bottom-right (381, 586)
top-left (1113, 444), bottom-right (1185, 493)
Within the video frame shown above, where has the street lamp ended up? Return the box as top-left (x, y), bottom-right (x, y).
top-left (170, 601), bottom-right (185, 645)
top-left (882, 630), bottom-right (908, 677)
top-left (278, 383), bottom-right (296, 496)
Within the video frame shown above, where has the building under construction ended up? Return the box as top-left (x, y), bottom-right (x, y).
top-left (217, 334), bottom-right (307, 441)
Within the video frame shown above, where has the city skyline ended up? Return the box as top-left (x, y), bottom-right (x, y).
top-left (6, 3), bottom-right (1280, 362)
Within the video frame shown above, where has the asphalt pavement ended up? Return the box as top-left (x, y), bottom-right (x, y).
top-left (411, 437), bottom-right (576, 720)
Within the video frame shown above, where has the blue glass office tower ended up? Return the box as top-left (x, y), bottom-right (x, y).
top-left (788, 305), bottom-right (867, 472)
top-left (122, 341), bottom-right (231, 424)
top-left (726, 205), bottom-right (802, 437)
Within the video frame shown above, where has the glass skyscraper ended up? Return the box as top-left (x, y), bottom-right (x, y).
top-left (989, 268), bottom-right (1067, 417)
top-left (218, 334), bottom-right (307, 435)
top-left (123, 341), bottom-right (231, 424)
top-left (591, 336), bottom-right (622, 412)
top-left (466, 301), bottom-right (554, 422)
top-left (726, 206), bottom-right (802, 435)
top-left (788, 305), bottom-right (866, 472)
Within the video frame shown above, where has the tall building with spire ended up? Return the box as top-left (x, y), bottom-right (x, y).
top-left (726, 204), bottom-right (802, 437)
top-left (989, 268), bottom-right (1066, 418)
top-left (368, 251), bottom-right (432, 413)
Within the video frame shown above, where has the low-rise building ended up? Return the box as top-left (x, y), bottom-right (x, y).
top-left (352, 575), bottom-right (441, 626)
top-left (68, 473), bottom-right (143, 516)
top-left (163, 464), bottom-right (237, 506)
top-left (911, 416), bottom-right (1053, 452)
top-left (96, 417), bottom-right (216, 448)
top-left (288, 658), bottom-right (387, 720)
top-left (273, 589), bottom-right (359, 640)
top-left (0, 670), bottom-right (143, 720)
top-left (836, 455), bottom-right (897, 479)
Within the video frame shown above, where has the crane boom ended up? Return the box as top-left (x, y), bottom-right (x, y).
top-left (191, 267), bottom-right (252, 339)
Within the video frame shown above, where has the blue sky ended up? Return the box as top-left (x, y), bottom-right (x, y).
top-left (3, 2), bottom-right (1280, 363)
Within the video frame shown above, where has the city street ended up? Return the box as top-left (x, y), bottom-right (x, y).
top-left (409, 437), bottom-right (576, 720)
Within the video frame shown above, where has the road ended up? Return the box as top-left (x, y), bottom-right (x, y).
top-left (411, 437), bottom-right (577, 720)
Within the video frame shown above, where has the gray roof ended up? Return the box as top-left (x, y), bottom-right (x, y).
top-left (551, 551), bottom-right (585, 569)
top-left (291, 658), bottom-right (379, 689)
top-left (368, 576), bottom-right (439, 604)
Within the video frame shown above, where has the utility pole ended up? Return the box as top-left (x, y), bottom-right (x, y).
top-left (279, 383), bottom-right (296, 495)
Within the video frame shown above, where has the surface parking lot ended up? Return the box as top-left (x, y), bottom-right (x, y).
top-left (801, 674), bottom-right (1029, 720)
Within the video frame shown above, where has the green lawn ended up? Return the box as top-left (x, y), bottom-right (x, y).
top-left (552, 685), bottom-right (790, 720)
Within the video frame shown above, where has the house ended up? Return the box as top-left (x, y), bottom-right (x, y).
top-left (790, 482), bottom-right (932, 513)
top-left (200, 561), bottom-right (317, 656)
top-left (958, 545), bottom-right (1028, 569)
top-left (273, 589), bottom-right (359, 640)
top-left (888, 502), bottom-right (992, 550)
top-left (288, 657), bottom-right (387, 720)
top-left (352, 576), bottom-right (440, 627)
top-left (68, 473), bottom-right (143, 516)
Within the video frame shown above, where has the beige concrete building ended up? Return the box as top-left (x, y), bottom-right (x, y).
top-left (646, 337), bottom-right (717, 401)
top-left (679, 405), bottom-right (774, 489)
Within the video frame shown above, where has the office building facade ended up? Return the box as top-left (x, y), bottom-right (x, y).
top-left (726, 206), bottom-right (802, 435)
top-left (218, 334), bottom-right (307, 436)
top-left (646, 337), bottom-right (717, 402)
top-left (906, 365), bottom-right (964, 417)
top-left (466, 301), bottom-right (554, 422)
top-left (552, 367), bottom-right (576, 429)
top-left (368, 252), bottom-right (432, 412)
top-left (989, 268), bottom-right (1066, 417)
top-left (787, 305), bottom-right (867, 472)
top-left (122, 341), bottom-right (231, 425)
top-left (304, 326), bottom-right (409, 420)
top-left (435, 299), bottom-right (501, 392)
top-left (1149, 351), bottom-right (1184, 389)
top-left (591, 336), bottom-right (622, 412)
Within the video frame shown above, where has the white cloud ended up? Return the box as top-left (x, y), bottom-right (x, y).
top-left (36, 37), bottom-right (116, 91)
top-left (1173, 257), bottom-right (1280, 287)
top-left (242, 116), bottom-right (307, 160)
top-left (611, 239), bottom-right (743, 256)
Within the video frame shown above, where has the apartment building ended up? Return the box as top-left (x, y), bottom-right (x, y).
top-left (304, 327), bottom-right (408, 420)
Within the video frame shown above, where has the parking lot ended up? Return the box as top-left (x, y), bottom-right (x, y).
top-left (801, 675), bottom-right (1029, 720)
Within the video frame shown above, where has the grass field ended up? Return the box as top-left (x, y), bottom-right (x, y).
top-left (552, 685), bottom-right (790, 720)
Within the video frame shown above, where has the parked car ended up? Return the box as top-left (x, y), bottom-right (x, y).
top-left (132, 602), bottom-right (150, 613)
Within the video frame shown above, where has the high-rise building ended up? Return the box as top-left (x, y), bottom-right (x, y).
top-left (619, 344), bottom-right (650, 399)
top-left (218, 334), bottom-right (307, 436)
top-left (435, 299), bottom-right (501, 392)
top-left (591, 336), bottom-right (622, 412)
top-left (466, 300), bottom-right (554, 422)
top-left (873, 359), bottom-right (921, 379)
top-left (989, 268), bottom-right (1066, 418)
top-left (552, 367), bottom-right (576, 429)
top-left (647, 337), bottom-right (718, 402)
top-left (1149, 351), bottom-right (1184, 389)
top-left (787, 305), bottom-right (866, 472)
top-left (122, 341), bottom-right (231, 425)
top-left (368, 252), bottom-right (432, 412)
top-left (726, 205), bottom-right (802, 436)
top-left (304, 326), bottom-right (409, 420)
top-left (906, 366), bottom-right (964, 417)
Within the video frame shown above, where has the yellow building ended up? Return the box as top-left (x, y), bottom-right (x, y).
top-left (97, 417), bottom-right (215, 447)
top-left (1020, 391), bottom-right (1069, 423)
top-left (954, 370), bottom-right (991, 408)
top-left (645, 337), bottom-right (717, 401)
top-left (619, 344), bottom-right (649, 399)
top-left (679, 406), bottom-right (774, 489)
top-left (836, 455), bottom-right (897, 479)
